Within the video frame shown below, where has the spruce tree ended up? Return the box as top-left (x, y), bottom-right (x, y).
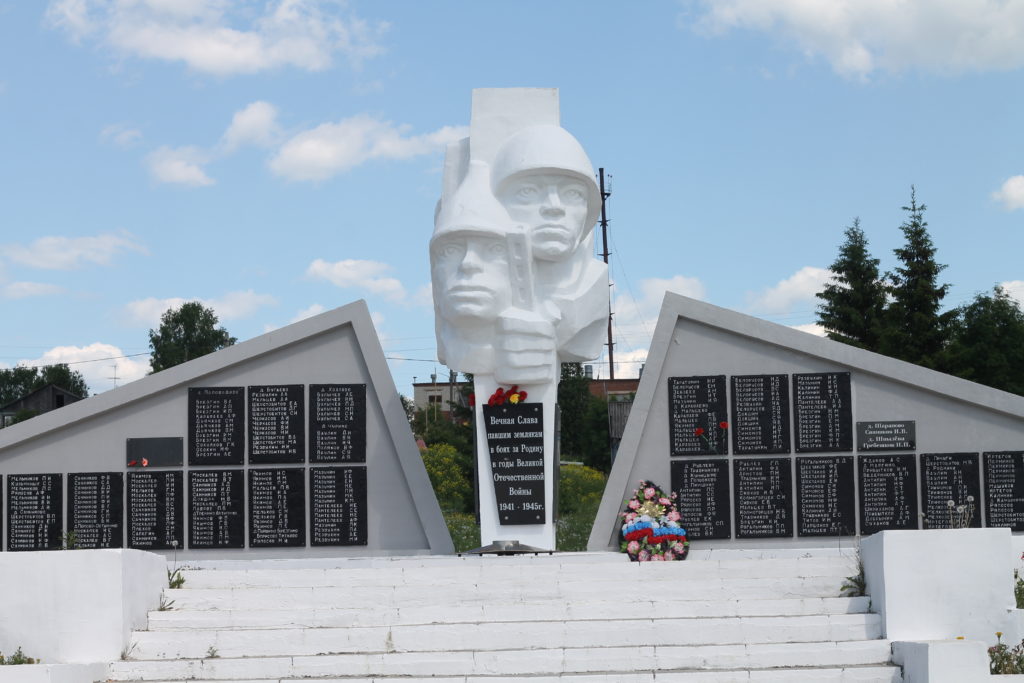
top-left (879, 188), bottom-right (952, 368)
top-left (943, 286), bottom-right (1024, 396)
top-left (815, 217), bottom-right (886, 351)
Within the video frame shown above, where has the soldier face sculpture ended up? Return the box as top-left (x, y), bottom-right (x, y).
top-left (431, 230), bottom-right (511, 324)
top-left (496, 173), bottom-right (590, 262)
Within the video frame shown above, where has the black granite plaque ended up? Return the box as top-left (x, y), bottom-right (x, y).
top-left (730, 374), bottom-right (790, 455)
top-left (858, 454), bottom-right (918, 534)
top-left (310, 384), bottom-right (366, 463)
top-left (668, 375), bottom-right (728, 455)
top-left (127, 471), bottom-right (183, 550)
top-left (796, 456), bottom-right (855, 537)
top-left (793, 372), bottom-right (852, 453)
top-left (248, 384), bottom-right (305, 464)
top-left (921, 452), bottom-right (981, 529)
top-left (248, 468), bottom-right (306, 547)
top-left (127, 437), bottom-right (184, 468)
top-left (189, 469), bottom-right (244, 549)
top-left (856, 421), bottom-right (916, 452)
top-left (189, 387), bottom-right (244, 465)
top-left (310, 466), bottom-right (368, 546)
top-left (7, 473), bottom-right (62, 551)
top-left (68, 472), bottom-right (123, 549)
top-left (733, 458), bottom-right (793, 538)
top-left (483, 402), bottom-right (545, 524)
top-left (671, 459), bottom-right (731, 539)
top-left (985, 451), bottom-right (1024, 531)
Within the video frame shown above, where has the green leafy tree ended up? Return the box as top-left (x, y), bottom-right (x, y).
top-left (421, 443), bottom-right (473, 513)
top-left (0, 364), bottom-right (89, 406)
top-left (943, 286), bottom-right (1024, 396)
top-left (816, 217), bottom-right (886, 351)
top-left (879, 188), bottom-right (953, 368)
top-left (148, 302), bottom-right (236, 373)
top-left (558, 363), bottom-right (612, 472)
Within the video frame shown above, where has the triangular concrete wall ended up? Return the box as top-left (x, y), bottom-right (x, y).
top-left (0, 300), bottom-right (453, 557)
top-left (590, 293), bottom-right (1024, 550)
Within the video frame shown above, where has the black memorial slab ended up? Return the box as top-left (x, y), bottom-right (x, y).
top-left (671, 459), bottom-right (731, 539)
top-left (985, 452), bottom-right (1024, 531)
top-left (127, 470), bottom-right (183, 550)
top-left (7, 473), bottom-right (62, 551)
top-left (921, 452), bottom-right (981, 529)
top-left (796, 456), bottom-right (855, 537)
top-left (730, 374), bottom-right (790, 455)
top-left (668, 375), bottom-right (728, 455)
top-left (248, 384), bottom-right (305, 464)
top-left (793, 372), bottom-right (852, 453)
top-left (68, 472), bottom-right (123, 549)
top-left (733, 457), bottom-right (793, 538)
top-left (858, 454), bottom-right (918, 534)
top-left (189, 469), bottom-right (244, 549)
top-left (857, 421), bottom-right (916, 452)
top-left (127, 437), bottom-right (183, 467)
top-left (310, 466), bottom-right (368, 546)
top-left (188, 387), bottom-right (244, 465)
top-left (310, 384), bottom-right (366, 463)
top-left (248, 468), bottom-right (306, 547)
top-left (483, 402), bottom-right (545, 524)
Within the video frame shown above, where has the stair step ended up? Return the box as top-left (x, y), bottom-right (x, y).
top-left (108, 640), bottom-right (895, 681)
top-left (148, 596), bottom-right (870, 630)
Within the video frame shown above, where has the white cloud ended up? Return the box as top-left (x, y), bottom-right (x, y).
top-left (2, 282), bottom-right (65, 299)
top-left (791, 322), bottom-right (828, 337)
top-left (5, 231), bottom-right (146, 270)
top-left (290, 303), bottom-right (326, 322)
top-left (412, 282), bottom-right (433, 308)
top-left (220, 100), bottom-right (281, 152)
top-left (747, 266), bottom-right (831, 315)
top-left (269, 115), bottom-right (467, 181)
top-left (19, 343), bottom-right (150, 395)
top-left (146, 145), bottom-right (214, 186)
top-left (1001, 280), bottom-right (1024, 306)
top-left (306, 258), bottom-right (406, 301)
top-left (46, 0), bottom-right (388, 76)
top-left (125, 290), bottom-right (277, 327)
top-left (100, 123), bottom-right (142, 148)
top-left (687, 0), bottom-right (1024, 79)
top-left (993, 175), bottom-right (1024, 211)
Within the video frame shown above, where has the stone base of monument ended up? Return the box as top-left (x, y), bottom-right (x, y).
top-left (107, 548), bottom-right (906, 682)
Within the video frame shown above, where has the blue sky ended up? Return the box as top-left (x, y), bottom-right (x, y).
top-left (1, 0), bottom-right (1022, 397)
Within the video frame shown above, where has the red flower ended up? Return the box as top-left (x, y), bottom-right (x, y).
top-left (719, 421), bottom-right (729, 429)
top-left (694, 427), bottom-right (705, 436)
top-left (519, 390), bottom-right (528, 401)
top-left (128, 460), bottom-right (137, 467)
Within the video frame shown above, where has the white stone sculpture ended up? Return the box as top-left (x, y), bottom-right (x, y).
top-left (431, 124), bottom-right (607, 384)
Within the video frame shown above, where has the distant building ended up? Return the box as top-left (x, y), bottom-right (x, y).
top-left (1, 384), bottom-right (84, 427)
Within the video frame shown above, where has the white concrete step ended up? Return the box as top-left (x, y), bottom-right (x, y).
top-left (109, 640), bottom-right (896, 681)
top-left (148, 595), bottom-right (871, 630)
top-left (128, 613), bottom-right (882, 660)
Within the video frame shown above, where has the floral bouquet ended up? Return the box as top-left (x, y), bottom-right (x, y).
top-left (620, 480), bottom-right (689, 561)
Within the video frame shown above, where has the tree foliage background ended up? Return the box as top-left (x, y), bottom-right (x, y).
top-left (0, 364), bottom-right (90, 406)
top-left (149, 301), bottom-right (237, 373)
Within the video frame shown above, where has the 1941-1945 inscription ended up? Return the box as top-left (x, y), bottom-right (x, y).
top-left (483, 403), bottom-right (545, 525)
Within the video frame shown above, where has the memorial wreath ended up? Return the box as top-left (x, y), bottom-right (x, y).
top-left (620, 480), bottom-right (689, 561)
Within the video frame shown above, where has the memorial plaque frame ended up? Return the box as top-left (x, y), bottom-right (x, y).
top-left (248, 467), bottom-right (306, 547)
top-left (127, 437), bottom-right (184, 468)
top-left (310, 466), bottom-right (368, 546)
top-left (671, 459), bottom-right (731, 539)
top-left (730, 374), bottom-right (791, 455)
top-left (796, 456), bottom-right (855, 537)
top-left (248, 384), bottom-right (305, 465)
top-left (127, 470), bottom-right (183, 550)
top-left (985, 451), bottom-right (1024, 531)
top-left (483, 402), bottom-right (545, 525)
top-left (188, 387), bottom-right (244, 466)
top-left (858, 454), bottom-right (918, 534)
top-left (668, 376), bottom-right (728, 456)
top-left (793, 372), bottom-right (852, 453)
top-left (309, 384), bottom-right (367, 463)
top-left (6, 473), bottom-right (63, 552)
top-left (921, 452), bottom-right (981, 529)
top-left (733, 457), bottom-right (793, 538)
top-left (189, 469), bottom-right (244, 549)
top-left (68, 472), bottom-right (124, 549)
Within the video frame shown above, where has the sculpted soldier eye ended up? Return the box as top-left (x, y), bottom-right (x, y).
top-left (436, 242), bottom-right (465, 259)
top-left (562, 187), bottom-right (586, 203)
top-left (488, 242), bottom-right (507, 257)
top-left (515, 185), bottom-right (539, 201)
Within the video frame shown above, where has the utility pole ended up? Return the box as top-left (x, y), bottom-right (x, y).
top-left (599, 168), bottom-right (614, 379)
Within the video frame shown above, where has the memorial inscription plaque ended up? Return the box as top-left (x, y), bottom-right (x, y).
top-left (248, 384), bottom-right (304, 464)
top-left (483, 403), bottom-right (545, 524)
top-left (730, 374), bottom-right (790, 455)
top-left (671, 459), bottom-right (731, 539)
top-left (793, 372), bottom-right (852, 453)
top-left (856, 421), bottom-right (916, 452)
top-left (796, 456), bottom-right (855, 537)
top-left (985, 451), bottom-right (1024, 531)
top-left (248, 468), bottom-right (306, 547)
top-left (668, 376), bottom-right (728, 455)
top-left (127, 437), bottom-right (183, 467)
top-left (127, 470), bottom-right (183, 550)
top-left (68, 472), bottom-right (123, 549)
top-left (733, 457), bottom-right (793, 538)
top-left (310, 466), bottom-right (368, 546)
top-left (310, 384), bottom-right (366, 463)
top-left (189, 469), bottom-right (244, 549)
top-left (7, 473), bottom-right (62, 551)
top-left (859, 454), bottom-right (918, 534)
top-left (921, 452), bottom-right (981, 529)
top-left (189, 387), bottom-right (244, 465)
